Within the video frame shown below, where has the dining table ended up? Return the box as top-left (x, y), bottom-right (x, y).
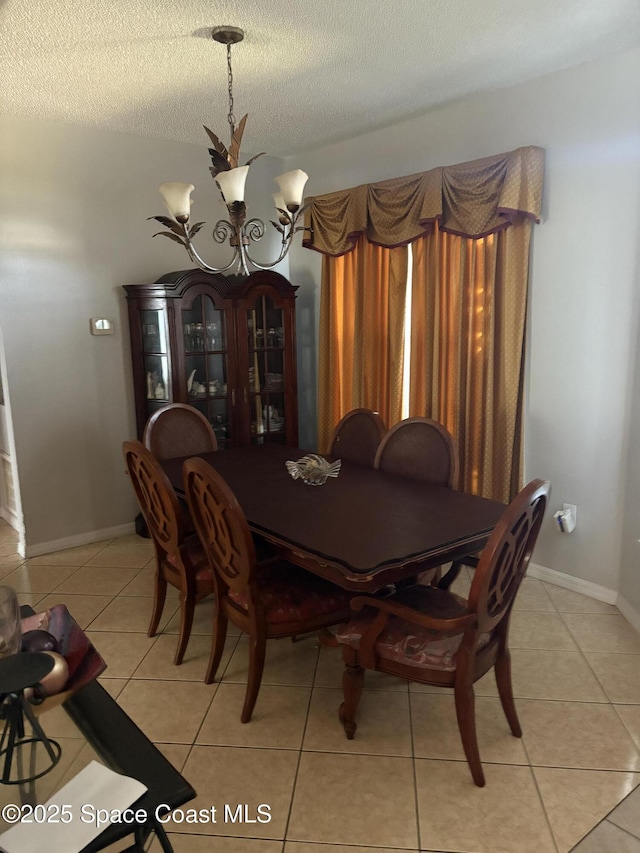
top-left (162, 444), bottom-right (506, 593)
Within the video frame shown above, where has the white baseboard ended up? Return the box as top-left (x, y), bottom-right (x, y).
top-left (25, 522), bottom-right (137, 559)
top-left (615, 595), bottom-right (640, 635)
top-left (0, 505), bottom-right (19, 530)
top-left (527, 562), bottom-right (618, 605)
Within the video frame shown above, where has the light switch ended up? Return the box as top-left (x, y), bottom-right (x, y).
top-left (90, 318), bottom-right (114, 336)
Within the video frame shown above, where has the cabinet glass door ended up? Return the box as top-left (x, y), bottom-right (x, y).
top-left (141, 309), bottom-right (170, 402)
top-left (247, 296), bottom-right (286, 444)
top-left (182, 295), bottom-right (230, 445)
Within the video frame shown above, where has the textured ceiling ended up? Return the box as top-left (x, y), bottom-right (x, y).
top-left (1, 0), bottom-right (639, 157)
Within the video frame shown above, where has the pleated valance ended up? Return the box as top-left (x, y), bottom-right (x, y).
top-left (303, 145), bottom-right (544, 256)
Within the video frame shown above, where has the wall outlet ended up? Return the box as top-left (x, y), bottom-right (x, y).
top-left (563, 503), bottom-right (577, 531)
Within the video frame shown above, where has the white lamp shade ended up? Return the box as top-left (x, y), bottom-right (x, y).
top-left (159, 182), bottom-right (194, 223)
top-left (216, 166), bottom-right (249, 204)
top-left (274, 169), bottom-right (308, 209)
top-left (272, 192), bottom-right (286, 212)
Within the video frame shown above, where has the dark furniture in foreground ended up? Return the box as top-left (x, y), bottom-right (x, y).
top-left (162, 444), bottom-right (506, 593)
top-left (336, 478), bottom-right (550, 787)
top-left (16, 607), bottom-right (195, 853)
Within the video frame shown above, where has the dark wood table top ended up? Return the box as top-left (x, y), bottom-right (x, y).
top-left (163, 444), bottom-right (506, 592)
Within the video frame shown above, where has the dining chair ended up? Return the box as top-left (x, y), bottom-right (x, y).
top-left (336, 477), bottom-right (550, 787)
top-left (143, 403), bottom-right (217, 460)
top-left (328, 408), bottom-right (387, 467)
top-left (374, 416), bottom-right (458, 486)
top-left (122, 440), bottom-right (214, 665)
top-left (183, 456), bottom-right (353, 723)
top-left (374, 417), bottom-right (459, 585)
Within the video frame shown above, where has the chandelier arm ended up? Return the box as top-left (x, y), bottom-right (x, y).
top-left (242, 214), bottom-right (299, 271)
top-left (183, 227), bottom-right (241, 275)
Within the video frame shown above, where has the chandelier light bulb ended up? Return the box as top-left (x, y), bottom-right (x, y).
top-left (159, 182), bottom-right (194, 223)
top-left (216, 166), bottom-right (249, 205)
top-left (275, 170), bottom-right (309, 211)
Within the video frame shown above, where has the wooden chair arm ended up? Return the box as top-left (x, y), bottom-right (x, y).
top-left (351, 587), bottom-right (476, 635)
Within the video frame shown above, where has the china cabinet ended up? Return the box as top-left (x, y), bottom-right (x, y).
top-left (124, 269), bottom-right (298, 448)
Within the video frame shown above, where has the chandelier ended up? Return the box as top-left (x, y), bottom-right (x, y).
top-left (149, 26), bottom-right (309, 278)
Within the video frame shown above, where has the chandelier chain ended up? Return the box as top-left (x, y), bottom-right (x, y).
top-left (226, 43), bottom-right (236, 135)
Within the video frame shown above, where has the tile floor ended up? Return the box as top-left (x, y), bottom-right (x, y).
top-left (1, 518), bottom-right (640, 853)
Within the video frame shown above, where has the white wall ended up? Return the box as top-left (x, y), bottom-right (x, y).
top-left (0, 115), bottom-right (286, 553)
top-left (288, 47), bottom-right (640, 599)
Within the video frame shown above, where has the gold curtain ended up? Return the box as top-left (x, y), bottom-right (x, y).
top-left (304, 147), bottom-right (544, 254)
top-left (408, 219), bottom-right (532, 502)
top-left (318, 238), bottom-right (408, 452)
top-left (310, 147), bottom-right (544, 501)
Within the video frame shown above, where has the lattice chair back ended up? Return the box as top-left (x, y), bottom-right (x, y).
top-left (123, 440), bottom-right (183, 557)
top-left (374, 417), bottom-right (459, 487)
top-left (183, 457), bottom-right (256, 599)
top-left (144, 403), bottom-right (217, 461)
top-left (329, 408), bottom-right (386, 467)
top-left (468, 478), bottom-right (550, 634)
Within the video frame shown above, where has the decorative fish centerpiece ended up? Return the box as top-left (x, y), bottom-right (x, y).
top-left (285, 454), bottom-right (342, 486)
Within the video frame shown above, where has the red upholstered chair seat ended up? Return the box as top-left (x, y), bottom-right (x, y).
top-left (229, 562), bottom-right (352, 624)
top-left (337, 600), bottom-right (490, 671)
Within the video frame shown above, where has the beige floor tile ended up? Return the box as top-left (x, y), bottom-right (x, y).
top-left (35, 593), bottom-right (114, 629)
top-left (570, 818), bottom-right (640, 853)
top-left (172, 745), bottom-right (298, 837)
top-left (159, 836), bottom-right (283, 853)
top-left (197, 683), bottom-right (311, 748)
top-left (585, 652), bottom-right (640, 703)
top-left (26, 541), bottom-right (111, 566)
top-left (561, 613), bottom-right (640, 654)
top-left (449, 572), bottom-right (471, 598)
top-left (304, 687), bottom-right (412, 756)
top-left (133, 632), bottom-right (236, 681)
top-left (534, 767), bottom-right (640, 853)
top-left (33, 701), bottom-right (88, 739)
top-left (163, 596), bottom-right (217, 636)
top-left (85, 630), bottom-right (158, 678)
top-left (607, 783), bottom-right (640, 836)
top-left (154, 742), bottom-right (192, 774)
top-left (288, 752), bottom-right (418, 848)
top-left (223, 635), bottom-right (320, 686)
top-left (0, 556), bottom-right (25, 572)
top-left (0, 540), bottom-right (19, 557)
top-left (519, 699), bottom-right (640, 770)
top-left (97, 677), bottom-right (128, 700)
top-left (509, 610), bottom-right (578, 650)
top-left (85, 535), bottom-right (154, 569)
top-left (314, 644), bottom-right (409, 692)
top-left (411, 694), bottom-right (528, 765)
top-left (116, 679), bottom-right (215, 743)
top-left (86, 595), bottom-right (178, 633)
top-left (474, 648), bottom-right (608, 702)
top-left (544, 584), bottom-right (619, 614)
top-left (285, 846), bottom-right (417, 853)
top-left (616, 705), bottom-right (640, 750)
top-left (2, 562), bottom-right (78, 593)
top-left (415, 759), bottom-right (555, 853)
top-left (118, 565), bottom-right (175, 597)
top-left (16, 590), bottom-right (46, 607)
top-left (54, 565), bottom-right (140, 596)
top-left (513, 578), bottom-right (555, 611)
